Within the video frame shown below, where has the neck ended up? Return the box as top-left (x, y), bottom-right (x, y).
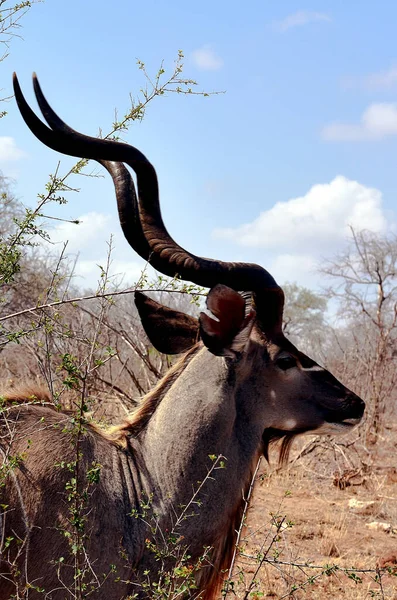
top-left (130, 347), bottom-right (263, 593)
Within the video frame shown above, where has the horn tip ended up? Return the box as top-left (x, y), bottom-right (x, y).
top-left (12, 72), bottom-right (21, 94)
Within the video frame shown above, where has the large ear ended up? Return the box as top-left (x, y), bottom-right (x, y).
top-left (199, 284), bottom-right (256, 357)
top-left (135, 292), bottom-right (200, 355)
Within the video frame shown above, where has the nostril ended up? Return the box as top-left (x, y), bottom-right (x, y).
top-left (348, 394), bottom-right (365, 415)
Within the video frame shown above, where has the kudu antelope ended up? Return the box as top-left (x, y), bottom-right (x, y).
top-left (0, 74), bottom-right (365, 600)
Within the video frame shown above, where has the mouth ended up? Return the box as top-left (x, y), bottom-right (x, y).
top-left (339, 417), bottom-right (362, 427)
top-left (315, 417), bottom-right (362, 435)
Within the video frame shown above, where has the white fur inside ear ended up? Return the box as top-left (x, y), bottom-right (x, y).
top-left (202, 307), bottom-right (220, 321)
top-left (230, 310), bottom-right (256, 354)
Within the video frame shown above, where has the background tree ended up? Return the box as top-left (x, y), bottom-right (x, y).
top-left (319, 228), bottom-right (397, 445)
top-left (282, 282), bottom-right (328, 359)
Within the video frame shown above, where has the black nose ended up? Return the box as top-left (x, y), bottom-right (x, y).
top-left (346, 393), bottom-right (365, 418)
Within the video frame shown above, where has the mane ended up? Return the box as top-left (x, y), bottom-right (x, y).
top-left (0, 347), bottom-right (201, 445)
top-left (105, 343), bottom-right (201, 445)
top-left (0, 384), bottom-right (52, 406)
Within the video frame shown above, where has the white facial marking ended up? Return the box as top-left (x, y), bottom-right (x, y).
top-left (304, 365), bottom-right (324, 372)
top-left (313, 420), bottom-right (359, 435)
top-left (270, 390), bottom-right (276, 400)
top-left (283, 419), bottom-right (297, 430)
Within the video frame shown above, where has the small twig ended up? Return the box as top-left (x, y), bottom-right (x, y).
top-left (0, 286), bottom-right (207, 324)
top-left (227, 457), bottom-right (262, 584)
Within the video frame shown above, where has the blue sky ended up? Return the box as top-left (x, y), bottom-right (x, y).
top-left (1, 0), bottom-right (397, 290)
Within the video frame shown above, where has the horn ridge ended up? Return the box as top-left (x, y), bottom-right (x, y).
top-left (13, 73), bottom-right (285, 330)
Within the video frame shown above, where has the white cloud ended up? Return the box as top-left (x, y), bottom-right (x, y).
top-left (213, 176), bottom-right (388, 254)
top-left (75, 258), bottom-right (146, 290)
top-left (343, 64), bottom-right (397, 90)
top-left (323, 103), bottom-right (397, 141)
top-left (41, 212), bottom-right (155, 290)
top-left (274, 11), bottom-right (331, 33)
top-left (191, 45), bottom-right (223, 71)
top-left (48, 212), bottom-right (112, 253)
top-left (270, 253), bottom-right (318, 287)
top-left (0, 136), bottom-right (26, 162)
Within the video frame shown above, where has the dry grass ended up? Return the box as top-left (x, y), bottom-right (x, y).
top-left (230, 424), bottom-right (397, 599)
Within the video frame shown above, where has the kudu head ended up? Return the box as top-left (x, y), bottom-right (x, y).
top-left (13, 74), bottom-right (365, 457)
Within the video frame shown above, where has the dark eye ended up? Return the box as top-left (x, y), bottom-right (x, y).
top-left (276, 355), bottom-right (297, 371)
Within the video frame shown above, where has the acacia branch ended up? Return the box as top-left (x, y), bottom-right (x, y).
top-left (0, 286), bottom-right (206, 324)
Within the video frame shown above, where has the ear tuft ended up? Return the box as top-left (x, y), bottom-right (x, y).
top-left (199, 285), bottom-right (255, 357)
top-left (135, 292), bottom-right (199, 354)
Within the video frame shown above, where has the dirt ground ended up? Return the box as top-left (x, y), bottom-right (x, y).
top-left (232, 425), bottom-right (397, 600)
